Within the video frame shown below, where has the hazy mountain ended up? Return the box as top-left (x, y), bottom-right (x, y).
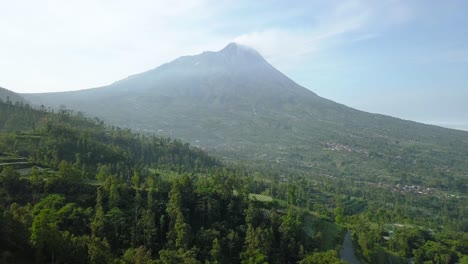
top-left (23, 43), bottom-right (338, 145)
top-left (22, 43), bottom-right (468, 189)
top-left (0, 87), bottom-right (27, 104)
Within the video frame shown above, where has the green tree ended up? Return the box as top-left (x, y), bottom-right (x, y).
top-left (144, 183), bottom-right (158, 250)
top-left (278, 211), bottom-right (301, 262)
top-left (96, 164), bottom-right (111, 182)
top-left (57, 160), bottom-right (81, 183)
top-left (413, 241), bottom-right (458, 264)
top-left (0, 166), bottom-right (22, 201)
top-left (87, 235), bottom-right (113, 264)
top-left (241, 225), bottom-right (270, 264)
top-left (299, 250), bottom-right (346, 264)
top-left (210, 238), bottom-right (222, 264)
top-left (30, 209), bottom-right (63, 263)
top-left (91, 189), bottom-right (105, 237)
top-left (106, 207), bottom-right (126, 248)
top-left (166, 181), bottom-right (191, 250)
top-left (122, 246), bottom-right (153, 264)
top-left (157, 248), bottom-right (200, 264)
top-left (174, 211), bottom-right (191, 250)
top-left (334, 207), bottom-right (344, 224)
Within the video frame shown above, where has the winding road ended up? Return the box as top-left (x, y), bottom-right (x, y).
top-left (340, 230), bottom-right (361, 264)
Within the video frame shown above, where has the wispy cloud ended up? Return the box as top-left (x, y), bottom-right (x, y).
top-left (233, 0), bottom-right (412, 69)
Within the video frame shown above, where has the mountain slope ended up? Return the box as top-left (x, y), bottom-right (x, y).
top-left (0, 87), bottom-right (27, 104)
top-left (0, 99), bottom-right (220, 173)
top-left (22, 43), bottom-right (468, 191)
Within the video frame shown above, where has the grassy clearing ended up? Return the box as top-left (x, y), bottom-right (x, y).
top-left (248, 193), bottom-right (273, 202)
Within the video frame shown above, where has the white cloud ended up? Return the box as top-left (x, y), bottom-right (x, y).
top-left (234, 29), bottom-right (318, 65)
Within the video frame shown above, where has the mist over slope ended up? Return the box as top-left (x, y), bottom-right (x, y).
top-left (0, 87), bottom-right (27, 103)
top-left (22, 43), bottom-right (468, 190)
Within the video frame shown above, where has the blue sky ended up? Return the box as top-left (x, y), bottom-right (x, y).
top-left (0, 0), bottom-right (467, 129)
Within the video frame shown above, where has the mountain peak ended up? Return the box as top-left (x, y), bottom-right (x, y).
top-left (219, 42), bottom-right (263, 59)
top-left (221, 42), bottom-right (246, 50)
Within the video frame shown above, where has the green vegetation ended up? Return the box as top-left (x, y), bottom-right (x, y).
top-left (1, 93), bottom-right (466, 263)
top-left (0, 100), bottom-right (343, 263)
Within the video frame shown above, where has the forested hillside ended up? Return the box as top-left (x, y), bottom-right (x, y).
top-left (0, 99), bottom-right (466, 263)
top-left (0, 100), bottom-right (345, 263)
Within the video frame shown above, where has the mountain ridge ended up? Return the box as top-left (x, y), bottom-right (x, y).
top-left (0, 87), bottom-right (28, 104)
top-left (20, 43), bottom-right (468, 191)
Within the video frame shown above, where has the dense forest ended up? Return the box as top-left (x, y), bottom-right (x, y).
top-left (0, 99), bottom-right (467, 263)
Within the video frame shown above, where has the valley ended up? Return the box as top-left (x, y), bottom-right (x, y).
top-left (0, 43), bottom-right (466, 263)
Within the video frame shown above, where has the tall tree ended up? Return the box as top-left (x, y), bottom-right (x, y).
top-left (91, 189), bottom-right (105, 237)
